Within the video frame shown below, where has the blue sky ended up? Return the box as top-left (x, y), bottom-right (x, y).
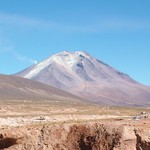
top-left (0, 0), bottom-right (150, 85)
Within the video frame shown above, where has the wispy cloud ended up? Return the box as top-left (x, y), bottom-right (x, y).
top-left (0, 12), bottom-right (80, 32)
top-left (95, 18), bottom-right (150, 31)
top-left (0, 12), bottom-right (56, 30)
top-left (0, 31), bottom-right (37, 65)
top-left (6, 49), bottom-right (37, 65)
top-left (0, 43), bottom-right (37, 65)
top-left (8, 49), bottom-right (38, 65)
top-left (0, 12), bottom-right (150, 33)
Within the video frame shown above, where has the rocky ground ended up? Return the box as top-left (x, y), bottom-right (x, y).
top-left (0, 101), bottom-right (149, 150)
top-left (0, 119), bottom-right (150, 150)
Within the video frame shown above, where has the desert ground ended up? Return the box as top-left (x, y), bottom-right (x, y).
top-left (0, 100), bottom-right (149, 150)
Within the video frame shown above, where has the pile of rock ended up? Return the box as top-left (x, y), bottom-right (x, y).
top-left (132, 111), bottom-right (150, 120)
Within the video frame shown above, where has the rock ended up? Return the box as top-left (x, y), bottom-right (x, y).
top-left (132, 112), bottom-right (150, 120)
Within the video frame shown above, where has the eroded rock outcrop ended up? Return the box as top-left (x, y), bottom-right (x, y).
top-left (0, 121), bottom-right (149, 150)
top-left (135, 129), bottom-right (150, 150)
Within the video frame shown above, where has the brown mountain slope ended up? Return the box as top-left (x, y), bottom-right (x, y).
top-left (0, 74), bottom-right (84, 104)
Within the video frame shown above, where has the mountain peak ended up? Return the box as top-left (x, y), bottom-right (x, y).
top-left (18, 50), bottom-right (133, 82)
top-left (59, 50), bottom-right (71, 55)
top-left (54, 50), bottom-right (90, 57)
top-left (49, 50), bottom-right (91, 68)
top-left (75, 50), bottom-right (90, 56)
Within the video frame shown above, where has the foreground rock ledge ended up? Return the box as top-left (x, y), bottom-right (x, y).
top-left (0, 119), bottom-right (150, 150)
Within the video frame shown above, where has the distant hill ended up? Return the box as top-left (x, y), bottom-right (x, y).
top-left (0, 74), bottom-right (84, 104)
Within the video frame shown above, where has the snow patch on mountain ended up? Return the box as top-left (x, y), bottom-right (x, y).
top-left (24, 51), bottom-right (92, 78)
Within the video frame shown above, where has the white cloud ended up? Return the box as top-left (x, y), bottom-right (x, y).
top-left (0, 46), bottom-right (37, 65)
top-left (97, 18), bottom-right (150, 31)
top-left (33, 60), bottom-right (38, 64)
top-left (9, 50), bottom-right (38, 65)
top-left (0, 33), bottom-right (37, 65)
top-left (0, 12), bottom-right (150, 33)
top-left (0, 12), bottom-right (56, 30)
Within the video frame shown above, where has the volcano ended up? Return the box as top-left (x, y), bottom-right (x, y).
top-left (15, 51), bottom-right (150, 106)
